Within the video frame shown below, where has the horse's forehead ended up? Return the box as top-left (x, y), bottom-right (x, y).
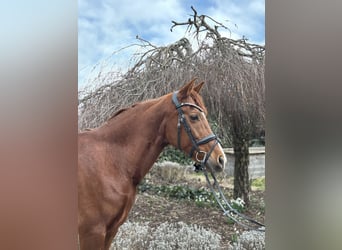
top-left (189, 94), bottom-right (207, 114)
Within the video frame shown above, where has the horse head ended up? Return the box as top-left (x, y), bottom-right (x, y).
top-left (165, 79), bottom-right (226, 173)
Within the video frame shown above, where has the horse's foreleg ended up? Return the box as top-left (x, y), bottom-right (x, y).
top-left (104, 192), bottom-right (137, 249)
top-left (79, 226), bottom-right (106, 250)
top-left (104, 227), bottom-right (119, 250)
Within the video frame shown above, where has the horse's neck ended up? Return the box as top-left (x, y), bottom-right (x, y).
top-left (98, 97), bottom-right (170, 184)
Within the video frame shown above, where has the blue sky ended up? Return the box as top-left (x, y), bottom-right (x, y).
top-left (78, 0), bottom-right (264, 89)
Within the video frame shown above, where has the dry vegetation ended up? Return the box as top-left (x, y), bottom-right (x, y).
top-left (110, 162), bottom-right (265, 249)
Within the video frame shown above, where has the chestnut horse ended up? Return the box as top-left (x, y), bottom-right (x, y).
top-left (78, 79), bottom-right (226, 250)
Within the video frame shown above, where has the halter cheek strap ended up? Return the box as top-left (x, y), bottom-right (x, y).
top-left (172, 91), bottom-right (219, 163)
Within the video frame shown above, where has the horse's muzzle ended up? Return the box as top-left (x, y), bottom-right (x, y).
top-left (207, 154), bottom-right (226, 172)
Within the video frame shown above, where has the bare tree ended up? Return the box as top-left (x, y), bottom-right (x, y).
top-left (78, 6), bottom-right (265, 206)
top-left (169, 7), bottom-right (264, 205)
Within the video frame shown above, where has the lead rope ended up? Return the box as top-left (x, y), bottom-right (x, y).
top-left (200, 160), bottom-right (265, 231)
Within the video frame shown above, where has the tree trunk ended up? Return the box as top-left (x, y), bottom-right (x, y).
top-left (233, 139), bottom-right (250, 206)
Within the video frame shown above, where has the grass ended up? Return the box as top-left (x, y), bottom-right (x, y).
top-left (251, 178), bottom-right (265, 191)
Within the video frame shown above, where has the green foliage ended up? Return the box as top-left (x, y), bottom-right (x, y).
top-left (138, 183), bottom-right (218, 208)
top-left (225, 217), bottom-right (235, 225)
top-left (251, 178), bottom-right (265, 190)
top-left (224, 197), bottom-right (246, 225)
top-left (139, 182), bottom-right (248, 214)
top-left (230, 197), bottom-right (246, 213)
top-left (231, 233), bottom-right (239, 243)
top-left (158, 146), bottom-right (193, 165)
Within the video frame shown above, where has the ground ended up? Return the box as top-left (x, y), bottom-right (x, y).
top-left (127, 165), bottom-right (265, 248)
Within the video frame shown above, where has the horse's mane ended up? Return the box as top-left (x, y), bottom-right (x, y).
top-left (107, 90), bottom-right (207, 123)
top-left (107, 103), bottom-right (138, 121)
top-left (107, 98), bottom-right (157, 122)
top-left (109, 107), bottom-right (129, 120)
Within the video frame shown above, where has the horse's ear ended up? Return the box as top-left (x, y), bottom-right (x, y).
top-left (178, 79), bottom-right (196, 99)
top-left (194, 81), bottom-right (205, 93)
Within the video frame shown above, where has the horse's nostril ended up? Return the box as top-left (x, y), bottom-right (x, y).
top-left (218, 155), bottom-right (225, 167)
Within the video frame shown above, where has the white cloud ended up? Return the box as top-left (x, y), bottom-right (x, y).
top-left (78, 0), bottom-right (265, 89)
top-left (207, 0), bottom-right (265, 44)
top-left (78, 0), bottom-right (187, 87)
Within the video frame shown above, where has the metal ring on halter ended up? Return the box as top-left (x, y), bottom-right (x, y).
top-left (195, 151), bottom-right (207, 163)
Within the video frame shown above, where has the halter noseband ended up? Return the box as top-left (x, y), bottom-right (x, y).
top-left (172, 91), bottom-right (220, 167)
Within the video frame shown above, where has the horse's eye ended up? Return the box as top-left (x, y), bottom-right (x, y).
top-left (190, 114), bottom-right (199, 121)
